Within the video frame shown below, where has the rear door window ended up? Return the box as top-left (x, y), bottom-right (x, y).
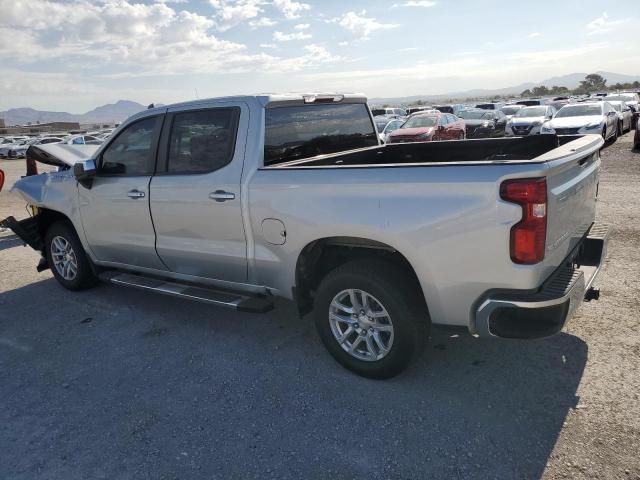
top-left (166, 108), bottom-right (240, 175)
top-left (264, 103), bottom-right (378, 166)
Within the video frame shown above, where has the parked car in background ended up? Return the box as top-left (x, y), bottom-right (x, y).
top-left (541, 102), bottom-right (618, 140)
top-left (550, 100), bottom-right (570, 111)
top-left (62, 135), bottom-right (103, 146)
top-left (604, 93), bottom-right (640, 128)
top-left (0, 137), bottom-right (30, 158)
top-left (370, 107), bottom-right (407, 118)
top-left (432, 104), bottom-right (467, 116)
top-left (458, 109), bottom-right (507, 138)
top-left (475, 102), bottom-right (505, 111)
top-left (516, 99), bottom-right (550, 107)
top-left (405, 106), bottom-right (433, 115)
top-left (374, 117), bottom-right (404, 142)
top-left (8, 137), bottom-right (64, 159)
top-left (386, 112), bottom-right (465, 143)
top-left (505, 105), bottom-right (556, 137)
top-left (500, 104), bottom-right (525, 120)
top-left (608, 101), bottom-right (632, 133)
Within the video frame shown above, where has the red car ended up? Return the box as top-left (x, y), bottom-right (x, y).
top-left (386, 112), bottom-right (465, 143)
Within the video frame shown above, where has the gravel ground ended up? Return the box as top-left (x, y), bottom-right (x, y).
top-left (0, 134), bottom-right (639, 480)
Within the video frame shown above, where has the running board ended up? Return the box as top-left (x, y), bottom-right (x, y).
top-left (99, 271), bottom-right (274, 313)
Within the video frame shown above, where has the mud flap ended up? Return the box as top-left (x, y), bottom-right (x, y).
top-left (0, 215), bottom-right (49, 271)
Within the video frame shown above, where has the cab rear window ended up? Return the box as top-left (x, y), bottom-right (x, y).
top-left (264, 103), bottom-right (378, 166)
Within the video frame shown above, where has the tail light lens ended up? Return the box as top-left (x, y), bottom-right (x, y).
top-left (500, 178), bottom-right (547, 264)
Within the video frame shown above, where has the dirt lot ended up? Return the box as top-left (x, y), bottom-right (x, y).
top-left (1, 134), bottom-right (639, 480)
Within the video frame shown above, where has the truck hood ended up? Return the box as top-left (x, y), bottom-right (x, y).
top-left (26, 143), bottom-right (99, 168)
top-left (548, 115), bottom-right (603, 128)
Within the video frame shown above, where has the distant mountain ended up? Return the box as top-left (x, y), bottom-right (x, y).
top-left (0, 100), bottom-right (146, 126)
top-left (369, 71), bottom-right (640, 105)
top-left (80, 100), bottom-right (146, 123)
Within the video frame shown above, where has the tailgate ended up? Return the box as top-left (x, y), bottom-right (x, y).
top-left (542, 135), bottom-right (602, 268)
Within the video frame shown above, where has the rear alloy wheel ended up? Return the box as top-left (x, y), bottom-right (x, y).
top-left (313, 260), bottom-right (430, 379)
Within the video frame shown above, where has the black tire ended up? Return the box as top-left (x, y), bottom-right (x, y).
top-left (313, 259), bottom-right (430, 379)
top-left (44, 221), bottom-right (98, 291)
top-left (618, 122), bottom-right (623, 138)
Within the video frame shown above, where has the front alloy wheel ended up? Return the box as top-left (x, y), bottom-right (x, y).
top-left (45, 221), bottom-right (98, 291)
top-left (50, 235), bottom-right (78, 281)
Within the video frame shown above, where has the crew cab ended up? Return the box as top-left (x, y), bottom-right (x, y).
top-left (2, 94), bottom-right (608, 379)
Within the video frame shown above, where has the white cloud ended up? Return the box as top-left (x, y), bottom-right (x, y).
top-left (294, 23), bottom-right (310, 30)
top-left (586, 12), bottom-right (623, 35)
top-left (209, 0), bottom-right (264, 31)
top-left (154, 0), bottom-right (189, 3)
top-left (396, 1), bottom-right (436, 7)
top-left (249, 17), bottom-right (277, 27)
top-left (528, 32), bottom-right (540, 38)
top-left (330, 10), bottom-right (399, 39)
top-left (259, 43), bottom-right (277, 48)
top-left (273, 30), bottom-right (312, 41)
top-left (273, 0), bottom-right (310, 20)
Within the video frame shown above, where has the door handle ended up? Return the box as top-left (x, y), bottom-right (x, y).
top-left (209, 190), bottom-right (236, 202)
top-left (127, 189), bottom-right (145, 199)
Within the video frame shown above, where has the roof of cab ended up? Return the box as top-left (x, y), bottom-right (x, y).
top-left (138, 93), bottom-right (367, 117)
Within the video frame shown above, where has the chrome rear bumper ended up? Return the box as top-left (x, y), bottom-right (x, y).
top-left (473, 222), bottom-right (609, 339)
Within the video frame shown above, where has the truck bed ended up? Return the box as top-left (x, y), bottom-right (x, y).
top-left (264, 134), bottom-right (589, 169)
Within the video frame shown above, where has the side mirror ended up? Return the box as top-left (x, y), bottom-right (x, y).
top-left (73, 159), bottom-right (96, 189)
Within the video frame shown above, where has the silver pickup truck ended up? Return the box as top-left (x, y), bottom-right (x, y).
top-left (2, 93), bottom-right (609, 379)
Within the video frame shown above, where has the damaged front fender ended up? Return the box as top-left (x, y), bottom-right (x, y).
top-left (0, 215), bottom-right (49, 272)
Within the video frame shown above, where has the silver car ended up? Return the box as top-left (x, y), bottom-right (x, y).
top-left (541, 102), bottom-right (618, 140)
top-left (505, 105), bottom-right (556, 136)
top-left (608, 101), bottom-right (632, 133)
top-left (375, 117), bottom-right (404, 142)
top-left (500, 104), bottom-right (525, 121)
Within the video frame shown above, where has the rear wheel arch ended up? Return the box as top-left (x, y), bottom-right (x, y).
top-left (294, 236), bottom-right (428, 317)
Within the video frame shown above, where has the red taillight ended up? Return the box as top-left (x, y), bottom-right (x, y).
top-left (500, 178), bottom-right (547, 264)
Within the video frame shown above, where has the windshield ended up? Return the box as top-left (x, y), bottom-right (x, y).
top-left (264, 103), bottom-right (378, 166)
top-left (610, 103), bottom-right (622, 112)
top-left (401, 116), bottom-right (437, 128)
top-left (515, 107), bottom-right (547, 117)
top-left (555, 105), bottom-right (602, 118)
top-left (458, 110), bottom-right (493, 120)
top-left (375, 120), bottom-right (388, 131)
top-left (501, 106), bottom-right (522, 115)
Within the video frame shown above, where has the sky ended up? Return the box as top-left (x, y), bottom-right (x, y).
top-left (0, 0), bottom-right (638, 112)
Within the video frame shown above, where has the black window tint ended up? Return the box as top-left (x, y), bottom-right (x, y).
top-left (101, 117), bottom-right (159, 175)
top-left (264, 103), bottom-right (378, 166)
top-left (167, 108), bottom-right (240, 174)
